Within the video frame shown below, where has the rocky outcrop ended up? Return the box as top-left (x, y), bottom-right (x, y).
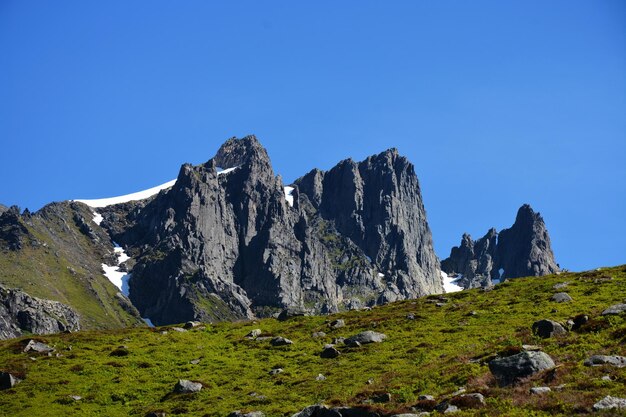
top-left (0, 286), bottom-right (80, 340)
top-left (106, 136), bottom-right (442, 325)
top-left (441, 205), bottom-right (558, 288)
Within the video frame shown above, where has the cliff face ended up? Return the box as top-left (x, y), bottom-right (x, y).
top-left (106, 136), bottom-right (442, 325)
top-left (441, 204), bottom-right (558, 288)
top-left (0, 286), bottom-right (81, 340)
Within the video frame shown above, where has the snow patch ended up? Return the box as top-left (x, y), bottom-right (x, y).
top-left (284, 186), bottom-right (295, 207)
top-left (441, 271), bottom-right (463, 294)
top-left (92, 212), bottom-right (103, 225)
top-left (498, 268), bottom-right (504, 279)
top-left (102, 243), bottom-right (132, 296)
top-left (377, 272), bottom-right (385, 278)
top-left (216, 166), bottom-right (239, 175)
top-left (75, 179), bottom-right (177, 208)
top-left (142, 318), bottom-right (155, 327)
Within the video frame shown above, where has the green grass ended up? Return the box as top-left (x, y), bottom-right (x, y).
top-left (1, 265), bottom-right (625, 416)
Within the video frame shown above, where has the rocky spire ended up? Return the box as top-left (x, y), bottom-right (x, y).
top-left (441, 204), bottom-right (558, 288)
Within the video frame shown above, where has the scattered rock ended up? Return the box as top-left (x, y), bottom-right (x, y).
top-left (592, 396), bottom-right (626, 411)
top-left (316, 374), bottom-right (326, 381)
top-left (0, 372), bottom-right (21, 390)
top-left (312, 331), bottom-right (327, 338)
top-left (584, 355), bottom-right (626, 368)
top-left (170, 327), bottom-right (187, 332)
top-left (69, 395), bottom-right (82, 401)
top-left (269, 368), bottom-right (283, 375)
top-left (530, 387), bottom-right (551, 394)
top-left (270, 337), bottom-right (293, 346)
top-left (451, 387), bottom-right (466, 396)
top-left (371, 392), bottom-right (391, 403)
top-left (329, 319), bottom-right (345, 329)
top-left (344, 331), bottom-right (386, 345)
top-left (277, 308), bottom-right (309, 321)
top-left (522, 345), bottom-right (542, 351)
top-left (332, 337), bottom-right (345, 344)
top-left (454, 393), bottom-right (484, 407)
top-left (23, 340), bottom-right (54, 353)
top-left (551, 293), bottom-right (572, 303)
top-left (435, 402), bottom-right (459, 414)
top-left (228, 412), bottom-right (266, 417)
top-left (245, 329), bottom-right (262, 338)
top-left (173, 379), bottom-right (202, 393)
top-left (467, 311), bottom-right (478, 316)
top-left (183, 321), bottom-right (201, 329)
top-left (601, 304), bottom-right (626, 315)
top-left (190, 359), bottom-right (201, 365)
top-left (532, 319), bottom-right (567, 338)
top-left (321, 346), bottom-right (340, 359)
top-left (418, 395), bottom-right (435, 401)
top-left (435, 302), bottom-right (446, 308)
top-left (552, 282), bottom-right (568, 290)
top-left (488, 351), bottom-right (555, 386)
top-left (601, 375), bottom-right (612, 381)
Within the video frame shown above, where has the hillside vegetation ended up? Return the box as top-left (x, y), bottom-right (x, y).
top-left (1, 266), bottom-right (625, 416)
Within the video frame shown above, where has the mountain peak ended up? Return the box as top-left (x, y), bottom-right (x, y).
top-left (212, 135), bottom-right (270, 169)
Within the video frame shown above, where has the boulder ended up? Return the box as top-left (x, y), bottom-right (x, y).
top-left (530, 387), bottom-right (551, 394)
top-left (551, 293), bottom-right (572, 303)
top-left (245, 329), bottom-right (262, 338)
top-left (602, 304), bottom-right (626, 315)
top-left (173, 379), bottom-right (202, 393)
top-left (583, 355), bottom-right (626, 368)
top-left (592, 396), bottom-right (626, 411)
top-left (270, 336), bottom-right (293, 346)
top-left (453, 393), bottom-right (485, 408)
top-left (344, 331), bottom-right (386, 345)
top-left (291, 405), bottom-right (341, 417)
top-left (228, 412), bottom-right (266, 417)
top-left (0, 372), bottom-right (21, 390)
top-left (312, 331), bottom-right (326, 338)
top-left (23, 340), bottom-right (54, 353)
top-left (531, 319), bottom-right (567, 338)
top-left (329, 319), bottom-right (345, 329)
top-left (320, 346), bottom-right (340, 359)
top-left (371, 392), bottom-right (391, 403)
top-left (269, 368), bottom-right (283, 375)
top-left (488, 351), bottom-right (555, 386)
top-left (183, 321), bottom-right (201, 329)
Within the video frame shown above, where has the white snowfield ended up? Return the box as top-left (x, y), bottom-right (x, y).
top-left (74, 179), bottom-right (177, 208)
top-left (284, 186), bottom-right (295, 207)
top-left (441, 271), bottom-right (464, 293)
top-left (102, 245), bottom-right (131, 296)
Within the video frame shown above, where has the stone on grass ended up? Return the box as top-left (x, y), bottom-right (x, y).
top-left (551, 293), bottom-right (572, 303)
top-left (312, 331), bottom-right (326, 338)
top-left (329, 319), bottom-right (345, 329)
top-left (584, 355), bottom-right (626, 368)
top-left (371, 392), bottom-right (391, 403)
top-left (245, 329), bottom-right (262, 338)
top-left (269, 368), bottom-right (283, 375)
top-left (592, 396), bottom-right (626, 411)
top-left (455, 393), bottom-right (485, 407)
top-left (183, 321), bottom-right (201, 329)
top-left (270, 336), bottom-right (293, 346)
top-left (23, 340), bottom-right (54, 353)
top-left (530, 387), bottom-right (551, 394)
top-left (344, 331), bottom-right (386, 345)
top-left (488, 351), bottom-right (555, 386)
top-left (170, 327), bottom-right (187, 332)
top-left (321, 346), bottom-right (340, 359)
top-left (173, 379), bottom-right (202, 393)
top-left (532, 319), bottom-right (567, 338)
top-left (0, 372), bottom-right (21, 390)
top-left (601, 304), bottom-right (626, 315)
top-left (418, 394), bottom-right (435, 401)
top-left (316, 374), bottom-right (326, 381)
top-left (228, 412), bottom-right (266, 417)
top-left (552, 282), bottom-right (568, 290)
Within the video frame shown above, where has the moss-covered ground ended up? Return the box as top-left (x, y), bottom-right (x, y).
top-left (1, 265), bottom-right (625, 416)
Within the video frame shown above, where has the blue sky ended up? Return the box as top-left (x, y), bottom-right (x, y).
top-left (1, 1), bottom-right (625, 271)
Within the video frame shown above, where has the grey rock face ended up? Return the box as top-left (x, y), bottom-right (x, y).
top-left (441, 205), bottom-right (558, 288)
top-left (0, 286), bottom-right (80, 340)
top-left (488, 351), bottom-right (555, 386)
top-left (344, 331), bottom-right (386, 345)
top-left (532, 319), bottom-right (567, 338)
top-left (593, 396), bottom-right (626, 411)
top-left (111, 136), bottom-right (442, 325)
top-left (584, 355), bottom-right (626, 368)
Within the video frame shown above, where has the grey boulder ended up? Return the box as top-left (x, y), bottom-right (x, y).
top-left (551, 293), bottom-right (572, 303)
top-left (488, 351), bottom-right (555, 386)
top-left (344, 331), bottom-right (386, 345)
top-left (0, 372), bottom-right (21, 390)
top-left (602, 304), bottom-right (626, 315)
top-left (584, 355), bottom-right (626, 368)
top-left (23, 339), bottom-right (54, 353)
top-left (531, 319), bottom-right (567, 338)
top-left (592, 396), bottom-right (626, 411)
top-left (270, 336), bottom-right (293, 346)
top-left (321, 346), bottom-right (340, 358)
top-left (173, 379), bottom-right (202, 393)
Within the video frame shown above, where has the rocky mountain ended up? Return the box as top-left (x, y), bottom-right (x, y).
top-left (441, 204), bottom-right (558, 288)
top-left (0, 202), bottom-right (143, 339)
top-left (97, 136), bottom-right (442, 325)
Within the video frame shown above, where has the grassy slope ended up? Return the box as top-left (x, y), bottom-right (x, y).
top-left (0, 266), bottom-right (625, 417)
top-left (0, 203), bottom-right (141, 329)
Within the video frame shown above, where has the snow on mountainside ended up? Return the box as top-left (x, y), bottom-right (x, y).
top-left (73, 179), bottom-right (177, 208)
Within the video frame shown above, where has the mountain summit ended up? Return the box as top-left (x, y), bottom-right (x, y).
top-left (100, 135), bottom-right (442, 325)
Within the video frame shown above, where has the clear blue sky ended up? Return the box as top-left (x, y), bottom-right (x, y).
top-left (1, 1), bottom-right (624, 271)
